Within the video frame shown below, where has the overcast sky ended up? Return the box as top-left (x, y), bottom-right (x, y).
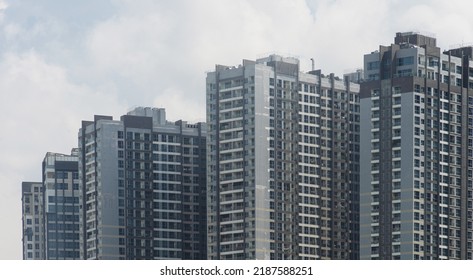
top-left (1, 0), bottom-right (473, 260)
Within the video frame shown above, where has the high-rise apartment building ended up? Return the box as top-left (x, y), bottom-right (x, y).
top-left (360, 32), bottom-right (473, 259)
top-left (22, 181), bottom-right (44, 260)
top-left (21, 150), bottom-right (81, 260)
top-left (78, 107), bottom-right (207, 260)
top-left (42, 150), bottom-right (81, 259)
top-left (206, 55), bottom-right (360, 260)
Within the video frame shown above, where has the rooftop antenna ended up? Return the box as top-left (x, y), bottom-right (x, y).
top-left (310, 58), bottom-right (315, 71)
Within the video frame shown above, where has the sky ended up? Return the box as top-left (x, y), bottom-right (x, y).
top-left (1, 0), bottom-right (473, 260)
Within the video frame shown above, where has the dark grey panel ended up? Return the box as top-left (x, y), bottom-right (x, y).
top-left (120, 115), bottom-right (153, 129)
top-left (54, 161), bottom-right (78, 171)
top-left (394, 32), bottom-right (437, 47)
top-left (81, 120), bottom-right (93, 129)
top-left (360, 80), bottom-right (379, 98)
top-left (22, 182), bottom-right (40, 193)
top-left (267, 61), bottom-right (299, 76)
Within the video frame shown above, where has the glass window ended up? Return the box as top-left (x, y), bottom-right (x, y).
top-left (367, 61), bottom-right (379, 70)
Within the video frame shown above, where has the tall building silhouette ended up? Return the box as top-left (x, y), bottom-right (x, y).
top-left (22, 181), bottom-right (44, 259)
top-left (79, 107), bottom-right (207, 259)
top-left (22, 150), bottom-right (80, 259)
top-left (206, 55), bottom-right (360, 259)
top-left (360, 32), bottom-right (473, 259)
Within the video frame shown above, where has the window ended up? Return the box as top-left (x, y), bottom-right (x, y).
top-left (397, 56), bottom-right (414, 66)
top-left (367, 61), bottom-right (379, 70)
top-left (428, 57), bottom-right (439, 67)
top-left (414, 84), bottom-right (421, 93)
top-left (56, 171), bottom-right (68, 179)
top-left (55, 183), bottom-right (68, 190)
top-left (368, 74), bottom-right (379, 81)
top-left (444, 75), bottom-right (449, 84)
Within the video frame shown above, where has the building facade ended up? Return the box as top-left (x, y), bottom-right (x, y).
top-left (42, 150), bottom-right (81, 259)
top-left (206, 55), bottom-right (360, 260)
top-left (78, 107), bottom-right (207, 260)
top-left (22, 181), bottom-right (45, 260)
top-left (360, 32), bottom-right (473, 259)
top-left (21, 150), bottom-right (81, 260)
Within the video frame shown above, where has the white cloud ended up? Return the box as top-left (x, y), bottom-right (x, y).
top-left (0, 50), bottom-right (125, 259)
top-left (0, 0), bottom-right (7, 19)
top-left (0, 50), bottom-right (125, 171)
top-left (84, 0), bottom-right (320, 121)
top-left (308, 0), bottom-right (394, 73)
top-left (3, 18), bottom-right (66, 50)
top-left (153, 87), bottom-right (205, 123)
top-left (0, 0), bottom-right (6, 9)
